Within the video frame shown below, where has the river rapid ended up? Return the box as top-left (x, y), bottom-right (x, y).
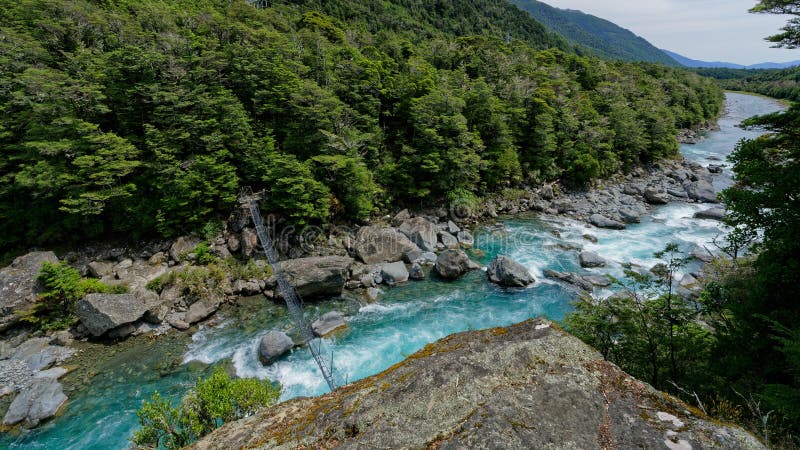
top-left (0, 92), bottom-right (783, 449)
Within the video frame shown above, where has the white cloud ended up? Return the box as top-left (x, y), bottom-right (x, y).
top-left (538, 0), bottom-right (797, 65)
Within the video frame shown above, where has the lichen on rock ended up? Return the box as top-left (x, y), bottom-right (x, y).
top-left (189, 319), bottom-right (764, 450)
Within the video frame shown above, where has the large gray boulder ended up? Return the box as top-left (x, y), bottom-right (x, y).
top-left (486, 256), bottom-right (534, 288)
top-left (398, 217), bottom-right (439, 252)
top-left (87, 260), bottom-right (114, 278)
top-left (623, 182), bottom-right (645, 195)
top-left (457, 231), bottom-right (475, 247)
top-left (694, 207), bottom-right (725, 221)
top-left (169, 236), bottom-right (201, 262)
top-left (354, 226), bottom-right (420, 265)
top-left (258, 331), bottom-right (294, 365)
top-left (446, 220), bottom-right (461, 235)
top-left (312, 312), bottom-right (348, 337)
top-left (543, 270), bottom-right (594, 292)
top-left (278, 256), bottom-right (353, 299)
top-left (0, 251), bottom-right (59, 332)
top-left (194, 319), bottom-right (765, 450)
top-left (579, 251), bottom-right (607, 268)
top-left (438, 231), bottom-right (459, 249)
top-left (435, 250), bottom-right (475, 280)
top-left (2, 379), bottom-right (67, 427)
top-left (75, 293), bottom-right (148, 337)
top-left (381, 262), bottom-right (409, 285)
top-left (644, 188), bottom-right (669, 205)
top-left (686, 180), bottom-right (719, 203)
top-left (589, 214), bottom-right (625, 230)
top-left (184, 293), bottom-right (223, 325)
top-left (618, 208), bottom-right (641, 224)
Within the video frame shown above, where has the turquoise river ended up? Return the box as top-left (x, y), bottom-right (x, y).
top-left (0, 92), bottom-right (784, 449)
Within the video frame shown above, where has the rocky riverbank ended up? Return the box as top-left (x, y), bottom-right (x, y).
top-left (0, 149), bottom-right (729, 430)
top-left (0, 94), bottom-right (738, 430)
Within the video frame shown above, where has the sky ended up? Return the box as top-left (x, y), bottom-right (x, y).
top-left (540, 0), bottom-right (798, 65)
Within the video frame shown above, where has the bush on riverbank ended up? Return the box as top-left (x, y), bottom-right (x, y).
top-left (19, 261), bottom-right (125, 330)
top-left (133, 368), bottom-right (281, 449)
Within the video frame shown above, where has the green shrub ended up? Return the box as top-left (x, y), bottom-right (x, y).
top-left (132, 368), bottom-right (280, 449)
top-left (220, 258), bottom-right (272, 281)
top-left (145, 271), bottom-right (177, 293)
top-left (200, 220), bottom-right (224, 241)
top-left (193, 242), bottom-right (217, 266)
top-left (20, 261), bottom-right (121, 330)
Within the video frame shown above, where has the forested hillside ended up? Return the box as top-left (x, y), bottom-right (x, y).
top-left (0, 0), bottom-right (722, 251)
top-left (510, 0), bottom-right (680, 65)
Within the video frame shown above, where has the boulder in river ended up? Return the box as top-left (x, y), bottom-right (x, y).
top-left (398, 217), bottom-right (439, 252)
top-left (486, 256), bottom-right (534, 287)
top-left (355, 226), bottom-right (420, 265)
top-left (278, 256), bottom-right (353, 299)
top-left (618, 208), bottom-right (641, 224)
top-left (694, 207), bottom-right (725, 221)
top-left (0, 251), bottom-right (59, 332)
top-left (258, 331), bottom-right (294, 365)
top-left (583, 275), bottom-right (611, 287)
top-left (686, 180), bottom-right (719, 203)
top-left (434, 250), bottom-right (475, 280)
top-left (381, 262), bottom-right (409, 285)
top-left (543, 269), bottom-right (594, 292)
top-left (75, 293), bottom-right (148, 337)
top-left (2, 379), bottom-right (67, 428)
top-left (312, 312), bottom-right (347, 337)
top-left (589, 214), bottom-right (625, 230)
top-left (409, 263), bottom-right (425, 280)
top-left (365, 287), bottom-right (383, 302)
top-left (579, 251), bottom-right (607, 268)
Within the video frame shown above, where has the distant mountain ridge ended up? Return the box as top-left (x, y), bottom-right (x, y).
top-left (509, 0), bottom-right (680, 65)
top-left (663, 49), bottom-right (800, 69)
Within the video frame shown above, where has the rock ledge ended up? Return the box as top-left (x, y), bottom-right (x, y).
top-left (190, 319), bottom-right (764, 450)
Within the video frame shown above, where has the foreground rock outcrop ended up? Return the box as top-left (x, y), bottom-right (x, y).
top-left (191, 319), bottom-right (763, 450)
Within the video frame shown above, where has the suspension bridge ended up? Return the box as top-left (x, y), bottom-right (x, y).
top-left (240, 187), bottom-right (338, 391)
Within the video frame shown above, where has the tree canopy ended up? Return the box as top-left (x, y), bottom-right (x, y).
top-left (0, 0), bottom-right (722, 252)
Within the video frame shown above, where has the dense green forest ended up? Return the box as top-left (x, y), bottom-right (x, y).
top-left (696, 66), bottom-right (800, 101)
top-left (0, 0), bottom-right (722, 251)
top-left (509, 0), bottom-right (681, 65)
